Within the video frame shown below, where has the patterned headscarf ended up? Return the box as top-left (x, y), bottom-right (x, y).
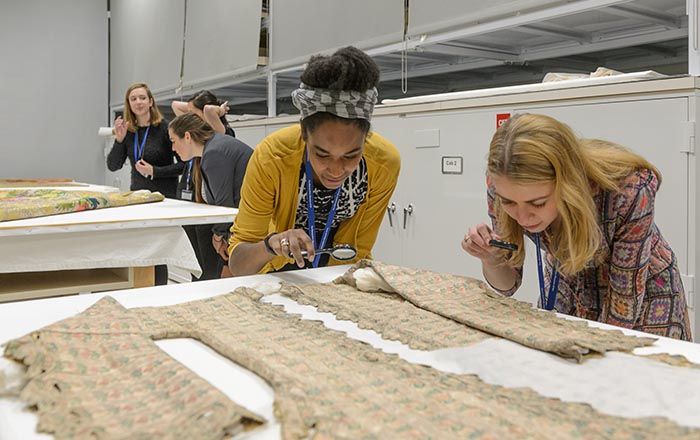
top-left (291, 83), bottom-right (378, 121)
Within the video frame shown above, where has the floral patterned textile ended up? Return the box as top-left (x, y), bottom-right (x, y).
top-left (3, 297), bottom-right (263, 440)
top-left (0, 179), bottom-right (86, 188)
top-left (0, 188), bottom-right (164, 222)
top-left (337, 261), bottom-right (655, 362)
top-left (280, 282), bottom-right (490, 350)
top-left (487, 169), bottom-right (692, 340)
top-left (5, 291), bottom-right (699, 439)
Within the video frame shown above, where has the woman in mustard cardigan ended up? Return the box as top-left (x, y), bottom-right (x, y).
top-left (228, 47), bottom-right (400, 275)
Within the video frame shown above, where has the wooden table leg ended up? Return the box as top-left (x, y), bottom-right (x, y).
top-left (132, 266), bottom-right (155, 288)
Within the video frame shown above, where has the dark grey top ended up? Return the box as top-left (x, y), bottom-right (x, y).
top-left (200, 133), bottom-right (253, 236)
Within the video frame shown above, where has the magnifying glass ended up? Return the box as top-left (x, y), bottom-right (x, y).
top-left (292, 244), bottom-right (358, 261)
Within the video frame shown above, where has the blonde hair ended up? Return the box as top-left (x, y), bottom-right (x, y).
top-left (123, 83), bottom-right (163, 131)
top-left (488, 113), bottom-right (661, 275)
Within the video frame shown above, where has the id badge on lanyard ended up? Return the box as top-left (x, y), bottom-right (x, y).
top-left (304, 151), bottom-right (341, 268)
top-left (181, 160), bottom-right (194, 201)
top-left (133, 126), bottom-right (150, 161)
top-left (534, 233), bottom-right (560, 310)
top-left (181, 190), bottom-right (193, 201)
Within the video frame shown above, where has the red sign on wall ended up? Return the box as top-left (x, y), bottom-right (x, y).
top-left (496, 113), bottom-right (511, 129)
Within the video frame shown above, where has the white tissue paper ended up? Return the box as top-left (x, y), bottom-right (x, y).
top-left (97, 127), bottom-right (115, 137)
top-left (353, 268), bottom-right (396, 293)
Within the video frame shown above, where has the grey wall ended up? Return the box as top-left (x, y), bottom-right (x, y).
top-left (0, 0), bottom-right (108, 184)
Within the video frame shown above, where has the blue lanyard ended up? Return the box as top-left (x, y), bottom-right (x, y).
top-left (133, 126), bottom-right (150, 161)
top-left (534, 233), bottom-right (560, 311)
top-left (185, 159), bottom-right (193, 190)
top-left (304, 150), bottom-right (341, 268)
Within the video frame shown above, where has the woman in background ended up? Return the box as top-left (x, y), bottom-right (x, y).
top-left (107, 82), bottom-right (183, 285)
top-left (171, 90), bottom-right (235, 137)
top-left (172, 90), bottom-right (236, 280)
top-left (169, 113), bottom-right (253, 278)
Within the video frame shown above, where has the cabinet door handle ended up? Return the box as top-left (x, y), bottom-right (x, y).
top-left (403, 203), bottom-right (414, 229)
top-left (386, 202), bottom-right (397, 227)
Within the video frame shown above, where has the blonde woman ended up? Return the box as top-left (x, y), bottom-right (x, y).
top-left (107, 82), bottom-right (184, 285)
top-left (462, 113), bottom-right (691, 340)
top-left (108, 83), bottom-right (183, 199)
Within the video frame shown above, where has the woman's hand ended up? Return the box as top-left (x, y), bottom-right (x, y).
top-left (268, 229), bottom-right (315, 267)
top-left (114, 116), bottom-right (127, 143)
top-left (212, 234), bottom-right (229, 261)
top-left (135, 159), bottom-right (154, 179)
top-left (218, 101), bottom-right (229, 116)
top-left (461, 223), bottom-right (503, 266)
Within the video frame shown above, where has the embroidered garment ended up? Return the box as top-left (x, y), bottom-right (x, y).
top-left (4, 297), bottom-right (263, 440)
top-left (5, 291), bottom-right (698, 439)
top-left (337, 261), bottom-right (655, 361)
top-left (0, 179), bottom-right (86, 188)
top-left (0, 188), bottom-right (164, 222)
top-left (285, 262), bottom-right (697, 369)
top-left (280, 281), bottom-right (490, 351)
top-left (487, 169), bottom-right (692, 340)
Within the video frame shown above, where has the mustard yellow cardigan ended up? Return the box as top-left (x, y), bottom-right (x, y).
top-left (228, 124), bottom-right (401, 274)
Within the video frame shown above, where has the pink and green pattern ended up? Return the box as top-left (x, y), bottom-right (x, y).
top-left (0, 189), bottom-right (164, 222)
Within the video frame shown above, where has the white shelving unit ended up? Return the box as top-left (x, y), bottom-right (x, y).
top-left (151, 0), bottom-right (694, 116)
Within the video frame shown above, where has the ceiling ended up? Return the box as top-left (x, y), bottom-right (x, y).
top-left (161, 0), bottom-right (689, 118)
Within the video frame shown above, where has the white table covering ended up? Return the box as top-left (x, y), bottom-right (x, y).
top-left (0, 198), bottom-right (238, 278)
top-left (1, 266), bottom-right (699, 440)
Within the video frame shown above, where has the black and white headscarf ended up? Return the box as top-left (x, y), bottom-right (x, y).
top-left (291, 83), bottom-right (378, 121)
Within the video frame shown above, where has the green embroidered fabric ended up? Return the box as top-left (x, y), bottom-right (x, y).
top-left (0, 188), bottom-right (164, 222)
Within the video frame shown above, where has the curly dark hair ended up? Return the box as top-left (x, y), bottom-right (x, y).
top-left (188, 90), bottom-right (231, 129)
top-left (300, 46), bottom-right (380, 91)
top-left (188, 90), bottom-right (221, 110)
top-left (299, 46), bottom-right (380, 137)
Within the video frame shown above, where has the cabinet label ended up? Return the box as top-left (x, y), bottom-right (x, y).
top-left (442, 156), bottom-right (463, 175)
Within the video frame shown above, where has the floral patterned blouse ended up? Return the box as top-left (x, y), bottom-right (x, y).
top-left (488, 169), bottom-right (692, 341)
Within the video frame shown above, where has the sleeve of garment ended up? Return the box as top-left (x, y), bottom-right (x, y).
top-left (228, 145), bottom-right (278, 254)
top-left (486, 185), bottom-right (523, 296)
top-left (106, 138), bottom-right (128, 172)
top-left (602, 170), bottom-right (658, 328)
top-left (354, 154), bottom-right (401, 260)
top-left (152, 158), bottom-right (185, 179)
top-left (203, 148), bottom-right (236, 208)
top-left (151, 127), bottom-right (184, 179)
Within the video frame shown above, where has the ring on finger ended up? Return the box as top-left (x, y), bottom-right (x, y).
top-left (280, 237), bottom-right (290, 247)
